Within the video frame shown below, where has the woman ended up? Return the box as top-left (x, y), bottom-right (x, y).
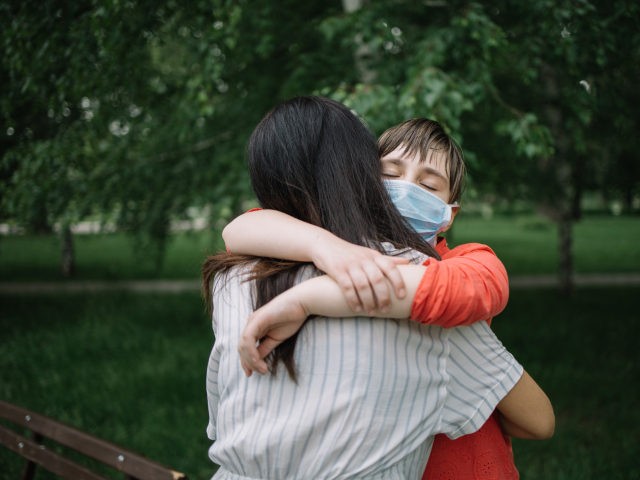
top-left (202, 96), bottom-right (552, 479)
top-left (223, 117), bottom-right (541, 479)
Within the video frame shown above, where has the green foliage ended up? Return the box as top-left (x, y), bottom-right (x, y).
top-left (495, 114), bottom-right (554, 160)
top-left (1, 0), bottom-right (638, 274)
top-left (325, 1), bottom-right (639, 211)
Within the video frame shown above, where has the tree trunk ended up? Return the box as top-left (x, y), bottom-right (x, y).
top-left (557, 212), bottom-right (573, 295)
top-left (61, 225), bottom-right (75, 277)
top-left (341, 0), bottom-right (376, 84)
top-left (540, 63), bottom-right (574, 294)
top-left (623, 186), bottom-right (634, 214)
top-left (554, 164), bottom-right (575, 296)
top-left (555, 146), bottom-right (575, 295)
top-left (27, 203), bottom-right (53, 234)
top-left (620, 151), bottom-right (637, 213)
top-left (571, 155), bottom-right (584, 221)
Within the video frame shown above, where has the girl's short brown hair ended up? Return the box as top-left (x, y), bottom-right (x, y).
top-left (378, 119), bottom-right (466, 203)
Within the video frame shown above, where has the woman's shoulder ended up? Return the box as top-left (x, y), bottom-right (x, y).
top-left (380, 242), bottom-right (429, 264)
top-left (212, 262), bottom-right (257, 299)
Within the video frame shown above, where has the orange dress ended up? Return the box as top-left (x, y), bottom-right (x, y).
top-left (414, 239), bottom-right (518, 479)
top-left (422, 411), bottom-right (518, 479)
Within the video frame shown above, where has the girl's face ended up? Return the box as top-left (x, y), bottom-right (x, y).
top-left (380, 145), bottom-right (452, 204)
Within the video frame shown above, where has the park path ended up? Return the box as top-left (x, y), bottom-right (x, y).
top-left (1, 273), bottom-right (640, 294)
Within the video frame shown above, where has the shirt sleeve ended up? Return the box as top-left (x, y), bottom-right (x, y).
top-left (205, 344), bottom-right (220, 441)
top-left (206, 268), bottom-right (253, 442)
top-left (205, 274), bottom-right (227, 441)
top-left (410, 243), bottom-right (509, 327)
top-left (439, 321), bottom-right (524, 439)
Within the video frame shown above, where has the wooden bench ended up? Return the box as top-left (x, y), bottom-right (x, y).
top-left (0, 400), bottom-right (187, 480)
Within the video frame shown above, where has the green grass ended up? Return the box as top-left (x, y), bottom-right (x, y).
top-left (449, 213), bottom-right (640, 275)
top-left (0, 230), bottom-right (224, 281)
top-left (1, 288), bottom-right (639, 479)
top-left (1, 214), bottom-right (638, 281)
top-left (493, 287), bottom-right (639, 479)
top-left (0, 292), bottom-right (214, 480)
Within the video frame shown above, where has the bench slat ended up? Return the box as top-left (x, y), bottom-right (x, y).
top-left (0, 401), bottom-right (187, 480)
top-left (0, 424), bottom-right (107, 480)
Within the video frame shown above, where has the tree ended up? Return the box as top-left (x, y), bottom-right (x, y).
top-left (316, 0), bottom-right (639, 293)
top-left (474, 0), bottom-right (639, 292)
top-left (2, 0), bottom-right (637, 285)
top-left (1, 0), bottom-right (173, 274)
top-left (1, 0), bottom-right (344, 274)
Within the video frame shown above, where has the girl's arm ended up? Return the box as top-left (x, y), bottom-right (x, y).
top-left (223, 209), bottom-right (409, 312)
top-left (224, 210), bottom-right (509, 327)
top-left (237, 272), bottom-right (555, 441)
top-left (411, 243), bottom-right (509, 327)
top-left (496, 371), bottom-right (555, 439)
top-left (237, 266), bottom-right (424, 376)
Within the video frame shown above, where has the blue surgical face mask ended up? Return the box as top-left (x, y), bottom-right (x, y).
top-left (384, 179), bottom-right (454, 246)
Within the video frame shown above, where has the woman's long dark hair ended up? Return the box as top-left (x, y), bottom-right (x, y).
top-left (203, 96), bottom-right (439, 381)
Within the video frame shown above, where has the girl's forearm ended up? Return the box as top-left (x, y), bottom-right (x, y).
top-left (297, 264), bottom-right (427, 317)
top-left (236, 265), bottom-right (425, 377)
top-left (223, 209), bottom-right (411, 313)
top-left (222, 209), bottom-right (329, 261)
top-left (497, 371), bottom-right (555, 439)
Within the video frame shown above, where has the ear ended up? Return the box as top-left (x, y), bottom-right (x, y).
top-left (440, 205), bottom-right (460, 233)
top-left (450, 204), bottom-right (460, 223)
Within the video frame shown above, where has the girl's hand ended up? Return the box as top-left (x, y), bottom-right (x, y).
top-left (310, 235), bottom-right (408, 313)
top-left (238, 290), bottom-right (309, 377)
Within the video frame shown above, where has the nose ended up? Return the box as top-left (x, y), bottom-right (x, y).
top-left (400, 173), bottom-right (419, 187)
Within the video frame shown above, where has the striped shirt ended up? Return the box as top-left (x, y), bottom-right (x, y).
top-left (206, 256), bottom-right (523, 480)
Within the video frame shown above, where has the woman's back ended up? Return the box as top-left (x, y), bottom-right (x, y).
top-left (204, 97), bottom-right (523, 479)
top-left (206, 257), bottom-right (523, 480)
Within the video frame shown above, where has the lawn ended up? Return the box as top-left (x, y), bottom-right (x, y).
top-left (0, 230), bottom-right (224, 281)
top-left (1, 212), bottom-right (638, 478)
top-left (0, 292), bottom-right (214, 479)
top-left (1, 287), bottom-right (639, 479)
top-left (493, 287), bottom-right (639, 479)
top-left (450, 213), bottom-right (640, 275)
top-left (1, 214), bottom-right (639, 281)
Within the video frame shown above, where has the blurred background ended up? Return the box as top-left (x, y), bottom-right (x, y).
top-left (1, 1), bottom-right (638, 479)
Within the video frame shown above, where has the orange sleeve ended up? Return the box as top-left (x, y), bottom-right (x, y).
top-left (410, 243), bottom-right (509, 327)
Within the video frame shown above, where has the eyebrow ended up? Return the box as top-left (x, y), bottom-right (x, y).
top-left (381, 157), bottom-right (449, 182)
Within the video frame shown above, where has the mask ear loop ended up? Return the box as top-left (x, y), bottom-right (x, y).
top-left (440, 203), bottom-right (459, 234)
